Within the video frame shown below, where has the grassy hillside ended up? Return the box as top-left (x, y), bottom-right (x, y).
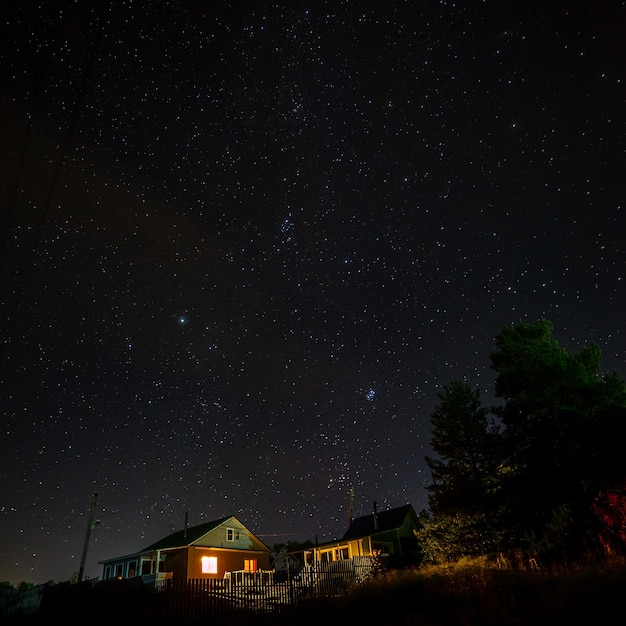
top-left (267, 557), bottom-right (626, 626)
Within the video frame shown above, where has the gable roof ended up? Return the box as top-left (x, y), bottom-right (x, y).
top-left (342, 504), bottom-right (416, 540)
top-left (142, 516), bottom-right (232, 551)
top-left (100, 515), bottom-right (271, 566)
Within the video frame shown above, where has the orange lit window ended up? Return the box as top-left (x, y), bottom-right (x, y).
top-left (244, 559), bottom-right (258, 572)
top-left (201, 556), bottom-right (218, 574)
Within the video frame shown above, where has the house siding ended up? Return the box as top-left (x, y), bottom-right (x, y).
top-left (161, 548), bottom-right (188, 580)
top-left (197, 523), bottom-right (263, 551)
top-left (186, 546), bottom-right (270, 579)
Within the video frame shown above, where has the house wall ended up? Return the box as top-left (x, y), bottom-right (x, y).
top-left (371, 530), bottom-right (399, 552)
top-left (186, 546), bottom-right (270, 579)
top-left (161, 548), bottom-right (189, 580)
top-left (198, 521), bottom-right (265, 551)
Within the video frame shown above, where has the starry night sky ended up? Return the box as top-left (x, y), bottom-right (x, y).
top-left (1, 1), bottom-right (624, 586)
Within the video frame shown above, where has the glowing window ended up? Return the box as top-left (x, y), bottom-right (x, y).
top-left (201, 556), bottom-right (218, 574)
top-left (244, 559), bottom-right (258, 572)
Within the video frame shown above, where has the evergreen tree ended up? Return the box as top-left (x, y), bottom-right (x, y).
top-left (421, 319), bottom-right (626, 563)
top-left (490, 318), bottom-right (626, 559)
top-left (426, 381), bottom-right (501, 516)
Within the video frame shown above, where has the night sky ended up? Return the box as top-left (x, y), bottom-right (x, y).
top-left (1, 1), bottom-right (624, 586)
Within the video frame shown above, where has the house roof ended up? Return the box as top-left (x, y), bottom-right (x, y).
top-left (342, 504), bottom-right (416, 540)
top-left (99, 515), bottom-right (272, 566)
top-left (142, 516), bottom-right (232, 551)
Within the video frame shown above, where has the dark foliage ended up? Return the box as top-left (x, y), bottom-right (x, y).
top-left (426, 381), bottom-right (501, 516)
top-left (423, 318), bottom-right (626, 563)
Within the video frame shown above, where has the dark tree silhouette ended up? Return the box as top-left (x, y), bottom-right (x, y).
top-left (422, 319), bottom-right (626, 563)
top-left (490, 318), bottom-right (626, 559)
top-left (426, 381), bottom-right (501, 515)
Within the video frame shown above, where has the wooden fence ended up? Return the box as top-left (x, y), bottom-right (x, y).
top-left (164, 558), bottom-right (378, 625)
top-left (9, 558), bottom-right (381, 625)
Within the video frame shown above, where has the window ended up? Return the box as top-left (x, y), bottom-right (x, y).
top-left (127, 561), bottom-right (137, 577)
top-left (114, 563), bottom-right (124, 579)
top-left (201, 556), bottom-right (218, 574)
top-left (225, 527), bottom-right (242, 541)
top-left (244, 559), bottom-right (257, 572)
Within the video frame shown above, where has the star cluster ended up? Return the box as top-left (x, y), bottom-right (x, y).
top-left (1, 1), bottom-right (624, 585)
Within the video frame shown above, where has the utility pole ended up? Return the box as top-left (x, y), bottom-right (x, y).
top-left (348, 486), bottom-right (354, 527)
top-left (78, 492), bottom-right (99, 583)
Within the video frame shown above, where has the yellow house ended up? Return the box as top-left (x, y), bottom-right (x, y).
top-left (305, 504), bottom-right (420, 564)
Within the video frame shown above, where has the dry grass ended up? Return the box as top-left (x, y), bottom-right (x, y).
top-left (269, 556), bottom-right (626, 626)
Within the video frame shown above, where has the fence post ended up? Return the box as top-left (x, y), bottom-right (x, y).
top-left (287, 562), bottom-right (293, 605)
